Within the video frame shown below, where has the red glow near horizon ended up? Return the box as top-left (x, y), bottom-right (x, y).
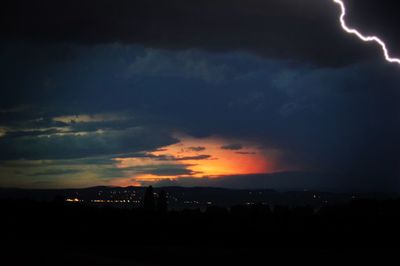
top-left (110, 134), bottom-right (280, 186)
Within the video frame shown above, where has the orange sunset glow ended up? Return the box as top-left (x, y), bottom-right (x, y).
top-left (111, 134), bottom-right (279, 186)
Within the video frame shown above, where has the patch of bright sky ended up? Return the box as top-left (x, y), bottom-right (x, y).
top-left (111, 133), bottom-right (285, 186)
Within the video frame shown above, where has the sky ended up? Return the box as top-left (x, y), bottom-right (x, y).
top-left (1, 0), bottom-right (400, 191)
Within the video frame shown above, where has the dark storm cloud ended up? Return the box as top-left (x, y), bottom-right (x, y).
top-left (221, 144), bottom-right (243, 150)
top-left (3, 129), bottom-right (61, 139)
top-left (0, 127), bottom-right (178, 160)
top-left (236, 152), bottom-right (256, 155)
top-left (145, 167), bottom-right (196, 177)
top-left (154, 172), bottom-right (337, 191)
top-left (187, 147), bottom-right (206, 152)
top-left (1, 42), bottom-right (400, 190)
top-left (152, 61), bottom-right (400, 191)
top-left (28, 169), bottom-right (82, 177)
top-left (3, 0), bottom-right (399, 66)
top-left (175, 155), bottom-right (211, 161)
top-left (343, 0), bottom-right (400, 58)
top-left (117, 164), bottom-right (196, 177)
top-left (112, 153), bottom-right (212, 162)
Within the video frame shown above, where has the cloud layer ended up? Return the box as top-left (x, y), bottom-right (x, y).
top-left (3, 0), bottom-right (400, 66)
top-left (2, 1), bottom-right (400, 191)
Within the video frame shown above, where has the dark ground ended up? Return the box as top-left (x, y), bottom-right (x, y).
top-left (2, 199), bottom-right (400, 265)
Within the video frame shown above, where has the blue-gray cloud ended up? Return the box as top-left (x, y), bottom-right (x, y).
top-left (1, 43), bottom-right (400, 190)
top-left (221, 144), bottom-right (243, 150)
top-left (0, 126), bottom-right (178, 160)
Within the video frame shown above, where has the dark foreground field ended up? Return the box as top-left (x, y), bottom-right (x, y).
top-left (2, 199), bottom-right (400, 265)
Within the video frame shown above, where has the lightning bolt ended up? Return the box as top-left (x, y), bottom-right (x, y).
top-left (332, 0), bottom-right (400, 65)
